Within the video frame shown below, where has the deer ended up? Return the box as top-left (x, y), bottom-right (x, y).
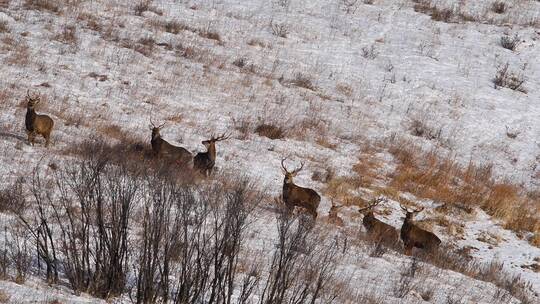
top-left (281, 158), bottom-right (321, 218)
top-left (193, 133), bottom-right (230, 176)
top-left (149, 120), bottom-right (192, 165)
top-left (25, 90), bottom-right (54, 147)
top-left (358, 197), bottom-right (399, 246)
top-left (399, 205), bottom-right (441, 255)
top-left (327, 200), bottom-right (344, 227)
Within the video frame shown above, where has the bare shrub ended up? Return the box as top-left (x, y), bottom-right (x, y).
top-left (199, 29), bottom-right (222, 42)
top-left (491, 1), bottom-right (507, 14)
top-left (361, 45), bottom-right (378, 60)
top-left (134, 0), bottom-right (162, 16)
top-left (0, 20), bottom-right (9, 33)
top-left (341, 0), bottom-right (359, 14)
top-left (259, 210), bottom-right (343, 303)
top-left (0, 177), bottom-right (25, 213)
top-left (23, 0), bottom-right (59, 13)
top-left (291, 72), bottom-right (316, 90)
top-left (413, 2), bottom-right (455, 23)
top-left (493, 63), bottom-right (526, 93)
top-left (270, 22), bottom-right (289, 38)
top-left (255, 123), bottom-right (285, 139)
top-left (409, 118), bottom-right (441, 140)
top-left (54, 24), bottom-right (78, 45)
top-left (161, 20), bottom-right (187, 34)
top-left (7, 224), bottom-right (32, 284)
top-left (500, 34), bottom-right (520, 51)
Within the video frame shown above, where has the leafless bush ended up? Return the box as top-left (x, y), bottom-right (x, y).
top-left (409, 118), bottom-right (442, 140)
top-left (291, 72), bottom-right (316, 90)
top-left (413, 2), bottom-right (455, 23)
top-left (491, 1), bottom-right (507, 14)
top-left (270, 22), bottom-right (289, 38)
top-left (54, 24), bottom-right (78, 46)
top-left (493, 63), bottom-right (526, 93)
top-left (199, 29), bottom-right (221, 43)
top-left (0, 177), bottom-right (25, 213)
top-left (361, 45), bottom-right (378, 60)
top-left (392, 258), bottom-right (420, 298)
top-left (24, 0), bottom-right (59, 13)
top-left (259, 209), bottom-right (343, 303)
top-left (134, 0), bottom-right (162, 16)
top-left (7, 224), bottom-right (32, 284)
top-left (255, 123), bottom-right (285, 139)
top-left (500, 34), bottom-right (520, 51)
top-left (341, 0), bottom-right (359, 14)
top-left (0, 20), bottom-right (9, 33)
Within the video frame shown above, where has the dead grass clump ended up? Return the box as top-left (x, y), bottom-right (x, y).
top-left (491, 1), bottom-right (507, 14)
top-left (255, 123), bottom-right (285, 140)
top-left (270, 22), bottom-right (288, 38)
top-left (2, 36), bottom-right (30, 66)
top-left (247, 38), bottom-right (270, 48)
top-left (386, 139), bottom-right (540, 246)
top-left (413, 1), bottom-right (455, 23)
top-left (24, 0), bottom-right (59, 13)
top-left (500, 34), bottom-right (520, 51)
top-left (0, 290), bottom-right (10, 303)
top-left (199, 29), bottom-right (222, 43)
top-left (97, 124), bottom-right (132, 142)
top-left (0, 0), bottom-right (10, 9)
top-left (0, 20), bottom-right (9, 33)
top-left (54, 24), bottom-right (77, 45)
top-left (148, 18), bottom-right (191, 34)
top-left (493, 63), bottom-right (526, 93)
top-left (291, 73), bottom-right (316, 91)
top-left (134, 0), bottom-right (162, 16)
top-left (77, 12), bottom-right (102, 32)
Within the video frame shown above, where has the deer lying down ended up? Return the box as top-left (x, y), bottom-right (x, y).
top-left (25, 90), bottom-right (54, 147)
top-left (399, 205), bottom-right (441, 255)
top-left (281, 158), bottom-right (321, 218)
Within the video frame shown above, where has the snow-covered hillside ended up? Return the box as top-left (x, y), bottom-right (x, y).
top-left (0, 0), bottom-right (539, 303)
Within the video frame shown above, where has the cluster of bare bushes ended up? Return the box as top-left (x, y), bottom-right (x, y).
top-left (0, 139), bottom-right (346, 302)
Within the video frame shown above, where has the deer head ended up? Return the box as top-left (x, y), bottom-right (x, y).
top-left (201, 133), bottom-right (231, 149)
top-left (358, 197), bottom-right (386, 216)
top-left (400, 204), bottom-right (424, 221)
top-left (26, 89), bottom-right (40, 109)
top-left (281, 157), bottom-right (304, 184)
top-left (149, 119), bottom-right (166, 139)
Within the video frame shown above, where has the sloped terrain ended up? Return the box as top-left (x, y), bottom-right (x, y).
top-left (0, 0), bottom-right (539, 303)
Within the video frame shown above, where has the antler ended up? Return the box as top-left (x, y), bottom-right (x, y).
top-left (214, 133), bottom-right (231, 142)
top-left (26, 89), bottom-right (39, 102)
top-left (281, 157), bottom-right (290, 174)
top-left (149, 118), bottom-right (165, 129)
top-left (399, 204), bottom-right (424, 213)
top-left (291, 161), bottom-right (304, 175)
top-left (359, 196), bottom-right (386, 212)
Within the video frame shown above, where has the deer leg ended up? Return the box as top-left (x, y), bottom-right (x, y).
top-left (44, 133), bottom-right (50, 147)
top-left (27, 131), bottom-right (35, 146)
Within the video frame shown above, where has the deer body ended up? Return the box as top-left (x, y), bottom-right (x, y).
top-left (400, 206), bottom-right (441, 255)
top-left (281, 158), bottom-right (320, 218)
top-left (150, 122), bottom-right (192, 165)
top-left (25, 92), bottom-right (54, 147)
top-left (359, 198), bottom-right (399, 245)
top-left (194, 134), bottom-right (229, 176)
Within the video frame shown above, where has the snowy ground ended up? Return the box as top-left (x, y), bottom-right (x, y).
top-left (0, 0), bottom-right (539, 302)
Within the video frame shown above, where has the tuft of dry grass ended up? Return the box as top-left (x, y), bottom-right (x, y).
top-left (24, 0), bottom-right (59, 13)
top-left (0, 290), bottom-right (10, 303)
top-left (0, 20), bottom-right (9, 33)
top-left (54, 24), bottom-right (78, 45)
top-left (491, 1), bottom-right (507, 14)
top-left (385, 138), bottom-right (540, 246)
top-left (255, 123), bottom-right (285, 140)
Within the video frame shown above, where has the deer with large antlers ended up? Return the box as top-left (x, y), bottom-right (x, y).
top-left (281, 158), bottom-right (321, 218)
top-left (193, 133), bottom-right (230, 176)
top-left (149, 120), bottom-right (192, 165)
top-left (358, 197), bottom-right (399, 245)
top-left (399, 205), bottom-right (441, 255)
top-left (25, 90), bottom-right (54, 147)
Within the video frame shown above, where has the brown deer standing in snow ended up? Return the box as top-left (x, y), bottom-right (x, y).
top-left (358, 197), bottom-right (400, 246)
top-left (399, 205), bottom-right (441, 255)
top-left (281, 158), bottom-right (321, 218)
top-left (25, 90), bottom-right (54, 147)
top-left (193, 133), bottom-right (230, 176)
top-left (149, 120), bottom-right (192, 165)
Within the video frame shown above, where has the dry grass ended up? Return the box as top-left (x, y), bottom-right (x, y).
top-left (24, 0), bottom-right (59, 13)
top-left (255, 123), bottom-right (285, 140)
top-left (0, 290), bottom-right (10, 303)
top-left (0, 20), bottom-right (9, 33)
top-left (385, 138), bottom-right (540, 246)
top-left (54, 24), bottom-right (78, 45)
